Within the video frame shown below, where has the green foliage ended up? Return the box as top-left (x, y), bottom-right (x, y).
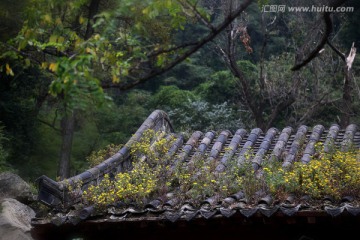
top-left (237, 60), bottom-right (258, 79)
top-left (177, 159), bottom-right (218, 202)
top-left (98, 90), bottom-right (152, 144)
top-left (173, 152), bottom-right (247, 204)
top-left (168, 101), bottom-right (243, 132)
top-left (0, 0), bottom-right (204, 180)
top-left (0, 0), bottom-right (28, 42)
top-left (47, 55), bottom-right (108, 110)
top-left (161, 60), bottom-right (214, 90)
top-left (150, 83), bottom-right (243, 132)
top-left (0, 0), bottom-right (194, 108)
top-left (86, 143), bottom-right (123, 167)
top-left (24, 121), bottom-right (61, 178)
top-left (256, 0), bottom-right (269, 9)
top-left (237, 159), bottom-right (266, 201)
top-left (195, 71), bottom-right (238, 104)
top-left (150, 85), bottom-right (198, 109)
top-left (35, 90), bottom-right (152, 178)
top-left (0, 63), bottom-right (50, 178)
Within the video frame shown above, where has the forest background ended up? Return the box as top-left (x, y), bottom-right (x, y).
top-left (0, 0), bottom-right (359, 183)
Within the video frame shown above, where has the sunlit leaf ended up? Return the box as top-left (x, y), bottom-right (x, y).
top-left (58, 36), bottom-right (65, 44)
top-left (79, 16), bottom-right (85, 24)
top-left (156, 54), bottom-right (165, 66)
top-left (43, 14), bottom-right (52, 23)
top-left (142, 7), bottom-right (149, 15)
top-left (49, 63), bottom-right (58, 72)
top-left (112, 74), bottom-right (119, 83)
top-left (5, 64), bottom-right (14, 76)
top-left (18, 40), bottom-right (27, 50)
top-left (55, 17), bottom-right (62, 25)
top-left (115, 52), bottom-right (124, 58)
top-left (49, 35), bottom-right (58, 43)
top-left (41, 62), bottom-right (48, 69)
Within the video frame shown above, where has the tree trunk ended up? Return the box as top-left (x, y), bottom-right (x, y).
top-left (84, 0), bottom-right (101, 39)
top-left (56, 0), bottom-right (101, 180)
top-left (57, 111), bottom-right (75, 179)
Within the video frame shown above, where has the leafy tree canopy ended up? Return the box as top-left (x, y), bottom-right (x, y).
top-left (0, 0), bottom-right (200, 108)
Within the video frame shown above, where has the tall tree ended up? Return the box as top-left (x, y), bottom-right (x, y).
top-left (1, 0), bottom-right (255, 178)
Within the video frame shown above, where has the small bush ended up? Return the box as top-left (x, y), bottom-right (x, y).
top-left (86, 144), bottom-right (123, 167)
top-left (264, 144), bottom-right (360, 200)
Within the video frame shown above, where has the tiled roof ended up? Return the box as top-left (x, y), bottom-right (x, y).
top-left (33, 110), bottom-right (360, 227)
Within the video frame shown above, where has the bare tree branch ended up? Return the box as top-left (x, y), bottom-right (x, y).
top-left (178, 0), bottom-right (216, 32)
top-left (291, 12), bottom-right (332, 71)
top-left (326, 39), bottom-right (346, 61)
top-left (103, 0), bottom-right (255, 90)
top-left (297, 92), bottom-right (335, 125)
top-left (291, 0), bottom-right (348, 71)
top-left (146, 41), bottom-right (199, 58)
top-left (265, 94), bottom-right (295, 130)
top-left (38, 118), bottom-right (61, 132)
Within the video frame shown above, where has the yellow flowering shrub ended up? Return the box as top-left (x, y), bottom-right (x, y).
top-left (235, 151), bottom-right (267, 201)
top-left (173, 148), bottom-right (260, 204)
top-left (264, 146), bottom-right (360, 200)
top-left (83, 131), bottom-right (360, 209)
top-left (82, 161), bottom-right (158, 208)
top-left (174, 154), bottom-right (221, 203)
top-left (82, 129), bottom-right (175, 208)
